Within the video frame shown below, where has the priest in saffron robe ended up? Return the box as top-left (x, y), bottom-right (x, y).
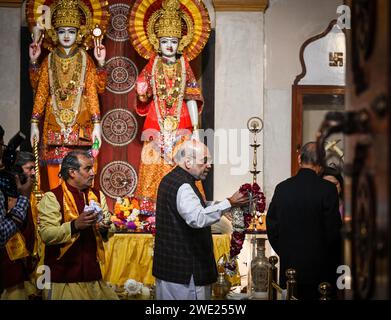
top-left (37, 150), bottom-right (117, 300)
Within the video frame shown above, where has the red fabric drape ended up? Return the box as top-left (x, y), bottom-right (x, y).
top-left (96, 0), bottom-right (147, 210)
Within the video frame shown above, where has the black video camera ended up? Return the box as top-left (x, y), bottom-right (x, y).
top-left (0, 131), bottom-right (27, 199)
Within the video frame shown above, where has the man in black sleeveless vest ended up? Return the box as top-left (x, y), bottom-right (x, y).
top-left (153, 140), bottom-right (249, 300)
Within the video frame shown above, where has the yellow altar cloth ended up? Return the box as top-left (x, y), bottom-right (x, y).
top-left (101, 233), bottom-right (238, 287)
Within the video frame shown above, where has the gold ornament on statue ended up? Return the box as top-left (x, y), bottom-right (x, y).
top-left (129, 0), bottom-right (211, 61)
top-left (92, 25), bottom-right (103, 56)
top-left (162, 116), bottom-right (179, 132)
top-left (52, 0), bottom-right (81, 29)
top-left (68, 80), bottom-right (76, 91)
top-left (59, 109), bottom-right (76, 125)
top-left (58, 89), bottom-right (68, 101)
top-left (26, 0), bottom-right (109, 52)
top-left (147, 0), bottom-right (193, 54)
top-left (61, 60), bottom-right (70, 74)
top-left (47, 29), bottom-right (58, 46)
top-left (157, 0), bottom-right (182, 38)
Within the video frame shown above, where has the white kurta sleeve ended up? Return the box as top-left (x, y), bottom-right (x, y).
top-left (176, 183), bottom-right (231, 228)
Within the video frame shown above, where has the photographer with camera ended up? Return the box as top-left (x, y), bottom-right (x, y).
top-left (0, 131), bottom-right (34, 248)
top-left (0, 152), bottom-right (37, 299)
top-left (0, 176), bottom-right (32, 248)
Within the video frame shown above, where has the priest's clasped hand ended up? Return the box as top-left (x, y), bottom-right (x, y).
top-left (74, 211), bottom-right (98, 230)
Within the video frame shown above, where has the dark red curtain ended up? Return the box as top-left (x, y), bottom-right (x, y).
top-left (96, 0), bottom-right (147, 210)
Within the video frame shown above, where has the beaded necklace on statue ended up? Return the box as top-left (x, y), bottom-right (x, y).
top-left (157, 61), bottom-right (181, 107)
top-left (48, 47), bottom-right (87, 143)
top-left (151, 55), bottom-right (186, 159)
top-left (52, 49), bottom-right (81, 101)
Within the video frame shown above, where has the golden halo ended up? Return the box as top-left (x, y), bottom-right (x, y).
top-left (129, 0), bottom-right (211, 61)
top-left (26, 0), bottom-right (110, 51)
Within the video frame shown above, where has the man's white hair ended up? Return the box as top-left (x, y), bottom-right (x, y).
top-left (174, 139), bottom-right (207, 164)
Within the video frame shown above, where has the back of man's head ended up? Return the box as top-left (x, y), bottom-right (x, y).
top-left (300, 142), bottom-right (320, 166)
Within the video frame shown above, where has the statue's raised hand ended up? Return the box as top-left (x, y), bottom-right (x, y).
top-left (94, 44), bottom-right (106, 67)
top-left (29, 39), bottom-right (42, 63)
top-left (137, 81), bottom-right (148, 96)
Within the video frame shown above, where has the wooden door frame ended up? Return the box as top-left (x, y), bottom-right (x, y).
top-left (291, 84), bottom-right (345, 175)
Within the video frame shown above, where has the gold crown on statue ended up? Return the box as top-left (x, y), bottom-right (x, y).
top-left (53, 0), bottom-right (81, 29)
top-left (131, 0), bottom-right (210, 60)
top-left (156, 0), bottom-right (182, 38)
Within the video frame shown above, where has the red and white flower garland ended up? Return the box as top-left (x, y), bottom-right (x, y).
top-left (225, 183), bottom-right (266, 275)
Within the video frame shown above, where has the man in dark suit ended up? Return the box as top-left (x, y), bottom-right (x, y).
top-left (266, 142), bottom-right (342, 300)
